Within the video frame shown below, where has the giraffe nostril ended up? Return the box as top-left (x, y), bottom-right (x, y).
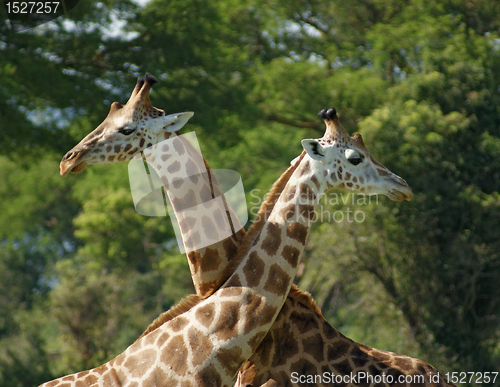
top-left (63, 151), bottom-right (77, 161)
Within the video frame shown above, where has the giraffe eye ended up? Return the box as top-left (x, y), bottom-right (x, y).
top-left (345, 149), bottom-right (363, 166)
top-left (118, 127), bottom-right (135, 136)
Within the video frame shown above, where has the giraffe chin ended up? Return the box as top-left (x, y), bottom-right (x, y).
top-left (387, 189), bottom-right (413, 201)
top-left (60, 161), bottom-right (87, 176)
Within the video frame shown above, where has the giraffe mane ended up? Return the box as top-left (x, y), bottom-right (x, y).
top-left (138, 294), bottom-right (205, 339)
top-left (288, 284), bottom-right (324, 317)
top-left (138, 151), bottom-right (307, 337)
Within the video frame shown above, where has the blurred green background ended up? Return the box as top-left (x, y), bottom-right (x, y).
top-left (0, 0), bottom-right (499, 385)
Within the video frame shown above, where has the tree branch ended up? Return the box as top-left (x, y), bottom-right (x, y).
top-left (267, 114), bottom-right (324, 134)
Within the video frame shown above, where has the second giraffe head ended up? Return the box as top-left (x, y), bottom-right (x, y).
top-left (300, 108), bottom-right (412, 202)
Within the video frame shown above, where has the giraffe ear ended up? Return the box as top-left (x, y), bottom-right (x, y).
top-left (302, 139), bottom-right (325, 161)
top-left (162, 111), bottom-right (194, 132)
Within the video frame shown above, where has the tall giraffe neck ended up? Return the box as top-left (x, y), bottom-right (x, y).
top-left (142, 132), bottom-right (244, 296)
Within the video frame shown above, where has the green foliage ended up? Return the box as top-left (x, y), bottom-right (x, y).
top-left (1, 0), bottom-right (500, 384)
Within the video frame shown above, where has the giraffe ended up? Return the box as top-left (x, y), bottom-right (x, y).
top-left (48, 76), bottom-right (452, 386)
top-left (41, 100), bottom-right (414, 386)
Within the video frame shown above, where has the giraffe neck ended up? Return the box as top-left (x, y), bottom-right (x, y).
top-left (38, 154), bottom-right (323, 387)
top-left (174, 154), bottom-right (324, 378)
top-left (143, 132), bottom-right (244, 296)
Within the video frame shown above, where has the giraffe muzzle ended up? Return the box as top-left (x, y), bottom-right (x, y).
top-left (387, 175), bottom-right (413, 201)
top-left (60, 150), bottom-right (88, 176)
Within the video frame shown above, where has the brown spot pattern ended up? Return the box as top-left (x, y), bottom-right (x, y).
top-left (261, 222), bottom-right (282, 256)
top-left (172, 138), bottom-right (185, 155)
top-left (310, 175), bottom-right (321, 190)
top-left (214, 301), bottom-right (240, 341)
top-left (271, 328), bottom-right (299, 367)
top-left (299, 183), bottom-right (316, 202)
top-left (124, 348), bottom-right (157, 378)
top-left (143, 368), bottom-right (170, 387)
top-left (252, 333), bottom-right (274, 367)
top-left (195, 303), bottom-right (216, 328)
top-left (188, 327), bottom-right (214, 367)
top-left (327, 340), bottom-right (351, 361)
top-left (394, 356), bottom-right (414, 371)
top-left (351, 347), bottom-right (369, 368)
top-left (281, 184), bottom-right (296, 202)
top-left (199, 184), bottom-right (213, 203)
top-left (281, 245), bottom-right (300, 267)
top-left (185, 159), bottom-right (200, 177)
top-left (286, 222), bottom-right (308, 245)
top-left (200, 248), bottom-right (222, 273)
top-left (298, 204), bottom-right (315, 220)
top-left (290, 310), bottom-right (319, 334)
top-left (172, 178), bottom-right (184, 189)
top-left (167, 160), bottom-right (181, 174)
top-left (195, 364), bottom-right (222, 386)
top-left (282, 203), bottom-right (296, 221)
top-left (264, 264), bottom-right (291, 295)
top-left (176, 189), bottom-right (198, 210)
top-left (223, 238), bottom-right (238, 260)
top-left (377, 168), bottom-right (391, 177)
top-left (157, 332), bottom-right (170, 346)
top-left (202, 216), bottom-right (218, 240)
top-left (215, 346), bottom-right (245, 375)
top-left (178, 216), bottom-right (197, 233)
top-left (299, 161), bottom-right (310, 176)
top-left (243, 251), bottom-right (265, 287)
top-left (322, 321), bottom-right (339, 340)
top-left (290, 358), bottom-right (318, 382)
top-left (303, 333), bottom-right (325, 362)
top-left (369, 348), bottom-right (392, 362)
top-left (247, 331), bottom-right (268, 351)
top-left (170, 316), bottom-right (189, 332)
top-left (243, 294), bottom-right (277, 334)
top-left (161, 336), bottom-right (188, 376)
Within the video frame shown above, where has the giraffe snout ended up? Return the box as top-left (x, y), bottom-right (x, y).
top-left (60, 149), bottom-right (88, 176)
top-left (388, 174), bottom-right (413, 201)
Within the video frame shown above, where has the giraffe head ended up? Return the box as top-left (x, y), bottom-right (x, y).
top-left (60, 74), bottom-right (193, 176)
top-left (301, 108), bottom-right (412, 201)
